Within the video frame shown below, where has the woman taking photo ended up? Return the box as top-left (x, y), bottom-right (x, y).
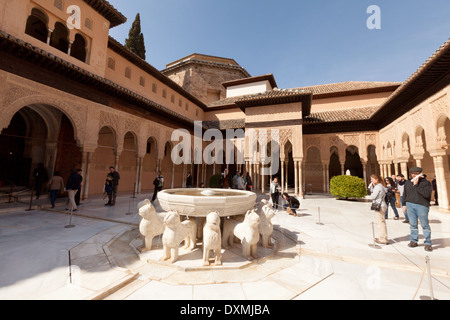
top-left (369, 174), bottom-right (389, 245)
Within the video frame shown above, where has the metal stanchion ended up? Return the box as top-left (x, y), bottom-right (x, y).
top-left (426, 256), bottom-right (437, 300)
top-left (65, 206), bottom-right (76, 228)
top-left (68, 250), bottom-right (73, 284)
top-left (316, 206), bottom-right (324, 225)
top-left (132, 182), bottom-right (137, 199)
top-left (26, 186), bottom-right (35, 212)
top-left (126, 194), bottom-right (134, 216)
top-left (368, 222), bottom-right (381, 249)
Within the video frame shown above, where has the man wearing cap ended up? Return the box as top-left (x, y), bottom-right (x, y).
top-left (402, 167), bottom-right (433, 252)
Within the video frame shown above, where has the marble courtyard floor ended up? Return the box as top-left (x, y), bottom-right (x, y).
top-left (0, 191), bottom-right (449, 300)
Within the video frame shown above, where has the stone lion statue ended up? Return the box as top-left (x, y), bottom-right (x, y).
top-left (160, 211), bottom-right (197, 263)
top-left (137, 199), bottom-right (166, 252)
top-left (202, 211), bottom-right (222, 266)
top-left (222, 209), bottom-right (261, 260)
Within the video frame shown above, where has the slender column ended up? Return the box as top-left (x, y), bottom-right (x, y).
top-left (67, 41), bottom-right (73, 56)
top-left (46, 28), bottom-right (53, 45)
top-left (414, 156), bottom-right (423, 169)
top-left (256, 163), bottom-right (260, 191)
top-left (82, 152), bottom-right (92, 200)
top-left (196, 164), bottom-right (200, 187)
top-left (360, 160), bottom-right (367, 187)
top-left (387, 162), bottom-right (392, 177)
top-left (400, 162), bottom-right (408, 178)
top-left (322, 163), bottom-right (327, 193)
top-left (298, 161), bottom-right (304, 198)
top-left (182, 164), bottom-right (187, 188)
top-left (171, 164), bottom-right (175, 189)
top-left (285, 161), bottom-right (289, 190)
top-left (381, 163), bottom-right (387, 179)
top-left (137, 157), bottom-right (143, 194)
top-left (433, 155), bottom-right (449, 209)
top-left (294, 161), bottom-right (299, 196)
top-left (281, 160), bottom-right (285, 193)
top-left (134, 156), bottom-right (140, 195)
top-left (261, 165), bottom-right (266, 194)
top-left (114, 153), bottom-right (120, 171)
top-left (394, 162), bottom-right (399, 176)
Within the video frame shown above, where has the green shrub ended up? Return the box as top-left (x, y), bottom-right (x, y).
top-left (209, 174), bottom-right (222, 188)
top-left (330, 175), bottom-right (367, 199)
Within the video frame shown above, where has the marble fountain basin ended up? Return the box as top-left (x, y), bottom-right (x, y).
top-left (158, 188), bottom-right (257, 217)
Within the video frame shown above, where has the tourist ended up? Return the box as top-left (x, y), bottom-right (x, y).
top-left (186, 172), bottom-right (192, 188)
top-left (151, 170), bottom-right (164, 202)
top-left (384, 177), bottom-right (400, 220)
top-left (270, 177), bottom-right (281, 208)
top-left (282, 192), bottom-right (300, 215)
top-left (66, 169), bottom-right (82, 212)
top-left (396, 174), bottom-right (409, 223)
top-left (236, 171), bottom-right (245, 190)
top-left (245, 172), bottom-right (253, 191)
top-left (232, 171), bottom-right (240, 189)
top-left (75, 169), bottom-right (83, 206)
top-left (221, 168), bottom-right (231, 189)
top-left (105, 166), bottom-right (120, 206)
top-left (369, 174), bottom-right (389, 245)
top-left (47, 171), bottom-right (64, 208)
top-left (391, 174), bottom-right (398, 188)
top-left (432, 176), bottom-right (438, 206)
top-left (403, 167), bottom-right (433, 252)
top-left (33, 163), bottom-right (48, 199)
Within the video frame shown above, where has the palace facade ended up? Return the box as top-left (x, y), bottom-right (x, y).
top-left (0, 0), bottom-right (449, 210)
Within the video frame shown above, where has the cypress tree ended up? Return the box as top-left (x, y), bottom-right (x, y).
top-left (125, 13), bottom-right (146, 60)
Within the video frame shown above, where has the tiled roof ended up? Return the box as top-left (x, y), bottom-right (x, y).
top-left (222, 74), bottom-right (278, 89)
top-left (293, 81), bottom-right (401, 98)
top-left (83, 0), bottom-right (127, 28)
top-left (304, 106), bottom-right (380, 124)
top-left (204, 119), bottom-right (246, 130)
top-left (207, 89), bottom-right (311, 108)
top-left (372, 38), bottom-right (450, 125)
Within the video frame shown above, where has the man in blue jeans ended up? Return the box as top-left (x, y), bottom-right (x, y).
top-left (402, 167), bottom-right (433, 252)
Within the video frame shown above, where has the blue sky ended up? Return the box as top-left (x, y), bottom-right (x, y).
top-left (108, 0), bottom-right (450, 89)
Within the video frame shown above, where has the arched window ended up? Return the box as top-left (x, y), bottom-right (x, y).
top-left (139, 76), bottom-right (145, 87)
top-left (50, 22), bottom-right (69, 53)
top-left (70, 33), bottom-right (87, 62)
top-left (84, 18), bottom-right (93, 30)
top-left (54, 0), bottom-right (64, 11)
top-left (107, 57), bottom-right (115, 70)
top-left (25, 8), bottom-right (48, 43)
top-left (125, 67), bottom-right (132, 79)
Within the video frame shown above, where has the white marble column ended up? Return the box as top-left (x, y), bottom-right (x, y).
top-left (82, 152), bottom-right (92, 200)
top-left (298, 160), bottom-right (304, 198)
top-left (432, 155), bottom-right (449, 209)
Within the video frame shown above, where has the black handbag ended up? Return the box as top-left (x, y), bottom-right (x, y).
top-left (371, 202), bottom-right (381, 211)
